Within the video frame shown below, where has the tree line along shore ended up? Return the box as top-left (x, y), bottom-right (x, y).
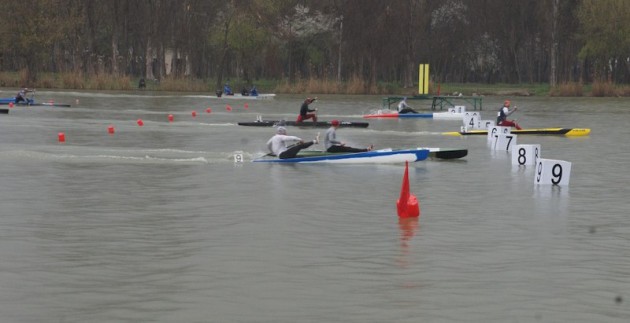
top-left (1, 1), bottom-right (629, 95)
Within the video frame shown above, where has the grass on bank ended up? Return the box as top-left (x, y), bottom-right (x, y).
top-left (1, 71), bottom-right (629, 97)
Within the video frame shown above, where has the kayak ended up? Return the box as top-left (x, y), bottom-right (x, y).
top-left (253, 148), bottom-right (429, 164)
top-left (0, 97), bottom-right (71, 107)
top-left (238, 120), bottom-right (369, 128)
top-left (422, 147), bottom-right (468, 159)
top-left (296, 147), bottom-right (467, 160)
top-left (363, 110), bottom-right (463, 120)
top-left (0, 108), bottom-right (8, 114)
top-left (443, 128), bottom-right (591, 137)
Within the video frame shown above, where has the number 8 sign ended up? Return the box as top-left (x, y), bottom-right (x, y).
top-left (512, 144), bottom-right (541, 166)
top-left (534, 158), bottom-right (572, 186)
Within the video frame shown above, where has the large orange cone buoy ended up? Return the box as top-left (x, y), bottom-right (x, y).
top-left (397, 161), bottom-right (420, 218)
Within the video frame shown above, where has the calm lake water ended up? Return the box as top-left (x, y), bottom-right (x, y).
top-left (1, 90), bottom-right (629, 322)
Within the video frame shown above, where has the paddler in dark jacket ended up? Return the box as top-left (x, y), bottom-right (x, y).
top-left (15, 87), bottom-right (34, 104)
top-left (296, 97), bottom-right (318, 123)
top-left (496, 100), bottom-right (522, 130)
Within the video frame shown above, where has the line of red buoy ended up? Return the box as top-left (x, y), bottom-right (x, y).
top-left (56, 102), bottom-right (250, 143)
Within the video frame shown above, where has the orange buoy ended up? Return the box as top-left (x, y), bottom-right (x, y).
top-left (58, 132), bottom-right (66, 143)
top-left (397, 161), bottom-right (420, 218)
top-left (226, 105), bottom-right (232, 112)
top-left (107, 125), bottom-right (115, 134)
top-left (168, 114), bottom-right (174, 122)
top-left (206, 107), bottom-right (212, 113)
top-left (137, 119), bottom-right (144, 126)
top-left (192, 111), bottom-right (197, 117)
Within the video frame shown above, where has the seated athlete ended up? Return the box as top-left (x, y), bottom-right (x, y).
top-left (266, 127), bottom-right (319, 159)
top-left (325, 120), bottom-right (373, 153)
top-left (397, 97), bottom-right (418, 114)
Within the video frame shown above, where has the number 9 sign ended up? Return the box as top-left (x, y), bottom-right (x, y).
top-left (233, 151), bottom-right (244, 163)
top-left (534, 158), bottom-right (572, 186)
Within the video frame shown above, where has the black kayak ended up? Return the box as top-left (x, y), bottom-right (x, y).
top-left (237, 120), bottom-right (369, 128)
top-left (1, 108), bottom-right (8, 114)
top-left (0, 102), bottom-right (72, 107)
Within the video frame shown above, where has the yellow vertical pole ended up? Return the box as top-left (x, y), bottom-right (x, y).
top-left (423, 64), bottom-right (430, 94)
top-left (418, 64), bottom-right (424, 95)
top-left (418, 64), bottom-right (430, 95)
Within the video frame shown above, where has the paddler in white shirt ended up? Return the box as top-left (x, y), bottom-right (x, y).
top-left (397, 97), bottom-right (418, 114)
top-left (266, 127), bottom-right (319, 159)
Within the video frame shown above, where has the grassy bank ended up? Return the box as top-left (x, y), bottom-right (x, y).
top-left (2, 71), bottom-right (629, 97)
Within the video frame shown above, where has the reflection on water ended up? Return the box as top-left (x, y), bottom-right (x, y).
top-left (397, 216), bottom-right (420, 269)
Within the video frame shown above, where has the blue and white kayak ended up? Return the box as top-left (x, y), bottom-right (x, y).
top-left (253, 148), bottom-right (430, 164)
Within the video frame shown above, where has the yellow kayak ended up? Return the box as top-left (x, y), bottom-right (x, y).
top-left (443, 128), bottom-right (591, 137)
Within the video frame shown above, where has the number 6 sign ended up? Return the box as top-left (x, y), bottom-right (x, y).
top-left (535, 158), bottom-right (572, 186)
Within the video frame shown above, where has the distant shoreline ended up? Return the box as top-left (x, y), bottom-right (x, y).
top-left (1, 72), bottom-right (627, 97)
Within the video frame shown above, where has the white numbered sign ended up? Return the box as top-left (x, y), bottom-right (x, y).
top-left (449, 105), bottom-right (466, 113)
top-left (535, 158), bottom-right (572, 186)
top-left (480, 120), bottom-right (495, 130)
top-left (233, 151), bottom-right (244, 163)
top-left (488, 126), bottom-right (511, 140)
top-left (463, 111), bottom-right (480, 129)
top-left (493, 133), bottom-right (517, 151)
top-left (511, 144), bottom-right (541, 166)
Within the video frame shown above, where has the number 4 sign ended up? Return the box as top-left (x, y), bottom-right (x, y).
top-left (535, 159), bottom-right (572, 186)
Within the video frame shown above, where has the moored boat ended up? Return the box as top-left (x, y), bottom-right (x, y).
top-left (253, 148), bottom-right (429, 163)
top-left (201, 93), bottom-right (276, 100)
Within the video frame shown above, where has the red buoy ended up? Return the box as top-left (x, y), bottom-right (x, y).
top-left (192, 111), bottom-right (197, 117)
top-left (226, 105), bottom-right (232, 112)
top-left (107, 125), bottom-right (115, 134)
top-left (137, 119), bottom-right (144, 126)
top-left (397, 161), bottom-right (420, 218)
top-left (244, 103), bottom-right (249, 109)
top-left (58, 132), bottom-right (66, 143)
top-left (8, 102), bottom-right (14, 108)
top-left (168, 114), bottom-right (174, 122)
top-left (206, 107), bottom-right (212, 113)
